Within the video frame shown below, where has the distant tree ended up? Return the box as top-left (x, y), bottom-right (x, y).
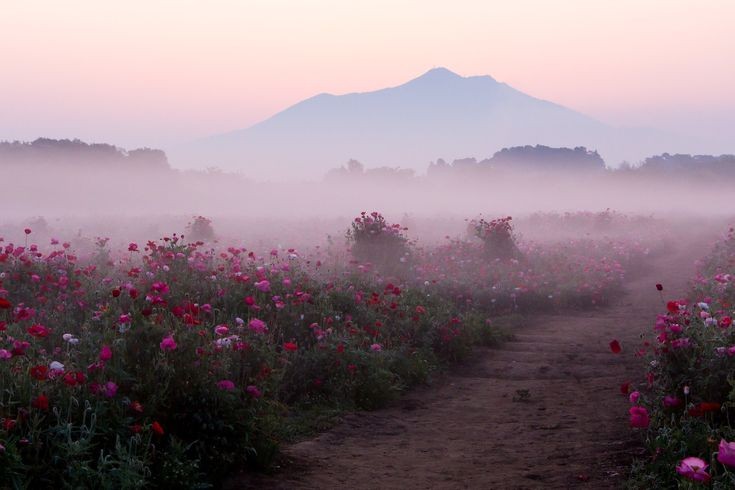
top-left (0, 138), bottom-right (171, 171)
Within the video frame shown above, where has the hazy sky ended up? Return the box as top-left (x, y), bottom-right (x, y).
top-left (2, 0), bottom-right (734, 151)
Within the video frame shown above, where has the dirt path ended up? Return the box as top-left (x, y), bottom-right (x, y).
top-left (229, 241), bottom-right (706, 489)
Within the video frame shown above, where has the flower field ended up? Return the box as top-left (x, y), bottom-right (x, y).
top-left (0, 214), bottom-right (655, 487)
top-left (628, 227), bottom-right (735, 488)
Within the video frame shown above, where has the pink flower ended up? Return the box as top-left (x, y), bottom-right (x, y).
top-left (119, 313), bottom-right (131, 324)
top-left (128, 243), bottom-right (139, 252)
top-left (676, 457), bottom-right (710, 483)
top-left (629, 391), bottom-right (640, 404)
top-left (214, 324), bottom-right (229, 336)
top-left (254, 280), bottom-right (271, 292)
top-left (717, 439), bottom-right (735, 468)
top-left (216, 379), bottom-right (236, 391)
top-left (248, 318), bottom-right (268, 334)
top-left (671, 338), bottom-right (691, 349)
top-left (246, 385), bottom-right (262, 398)
top-left (99, 345), bottom-right (112, 361)
top-left (103, 381), bottom-right (118, 398)
top-left (370, 343), bottom-right (383, 352)
top-left (629, 406), bottom-right (650, 428)
top-left (160, 336), bottom-right (177, 351)
top-left (0, 349), bottom-right (11, 360)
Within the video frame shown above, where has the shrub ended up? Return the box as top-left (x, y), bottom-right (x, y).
top-left (469, 216), bottom-right (519, 260)
top-left (346, 212), bottom-right (411, 275)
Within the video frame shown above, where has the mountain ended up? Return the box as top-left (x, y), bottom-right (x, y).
top-left (172, 67), bottom-right (677, 180)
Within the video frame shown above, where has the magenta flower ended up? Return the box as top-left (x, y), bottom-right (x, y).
top-left (628, 406), bottom-right (650, 428)
top-left (103, 381), bottom-right (118, 398)
top-left (370, 343), bottom-right (383, 352)
top-left (628, 391), bottom-right (640, 404)
top-left (217, 380), bottom-right (236, 391)
top-left (99, 345), bottom-right (112, 361)
top-left (717, 439), bottom-right (735, 468)
top-left (214, 324), bottom-right (229, 336)
top-left (0, 349), bottom-right (11, 360)
top-left (160, 336), bottom-right (177, 351)
top-left (676, 457), bottom-right (711, 483)
top-left (254, 280), bottom-right (271, 292)
top-left (663, 395), bottom-right (682, 408)
top-left (246, 385), bottom-right (262, 398)
top-left (248, 318), bottom-right (268, 334)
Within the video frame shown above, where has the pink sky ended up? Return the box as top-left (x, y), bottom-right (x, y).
top-left (2, 0), bottom-right (734, 151)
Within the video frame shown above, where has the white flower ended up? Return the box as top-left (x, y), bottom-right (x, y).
top-left (697, 302), bottom-right (710, 310)
top-left (49, 361), bottom-right (64, 372)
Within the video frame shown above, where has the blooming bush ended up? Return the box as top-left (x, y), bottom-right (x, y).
top-left (347, 211), bottom-right (411, 275)
top-left (627, 228), bottom-right (735, 488)
top-left (469, 216), bottom-right (519, 260)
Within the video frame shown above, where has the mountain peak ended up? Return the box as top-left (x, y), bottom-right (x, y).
top-left (422, 67), bottom-right (461, 78)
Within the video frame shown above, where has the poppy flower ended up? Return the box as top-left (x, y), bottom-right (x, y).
top-left (676, 457), bottom-right (710, 483)
top-left (629, 406), bottom-right (650, 428)
top-left (99, 345), bottom-right (112, 361)
top-left (32, 393), bottom-right (49, 410)
top-left (0, 298), bottom-right (11, 309)
top-left (717, 440), bottom-right (735, 468)
top-left (151, 421), bottom-right (164, 436)
top-left (27, 324), bottom-right (50, 338)
top-left (688, 402), bottom-right (721, 417)
top-left (283, 342), bottom-right (298, 352)
top-left (30, 365), bottom-right (49, 380)
top-left (609, 339), bottom-right (622, 354)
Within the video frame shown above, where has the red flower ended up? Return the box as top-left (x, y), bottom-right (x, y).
top-left (151, 421), bottom-right (164, 436)
top-left (30, 365), bottom-right (49, 381)
top-left (24, 228), bottom-right (31, 235)
top-left (27, 324), bottom-right (50, 338)
top-left (609, 340), bottom-right (622, 354)
top-left (283, 342), bottom-right (298, 352)
top-left (620, 382), bottom-right (631, 395)
top-left (667, 301), bottom-right (680, 314)
top-left (655, 284), bottom-right (663, 291)
top-left (111, 288), bottom-right (121, 298)
top-left (32, 393), bottom-right (49, 410)
top-left (0, 298), bottom-right (11, 309)
top-left (688, 402), bottom-right (721, 417)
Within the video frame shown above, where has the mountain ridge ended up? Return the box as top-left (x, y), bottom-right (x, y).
top-left (171, 67), bottom-right (677, 179)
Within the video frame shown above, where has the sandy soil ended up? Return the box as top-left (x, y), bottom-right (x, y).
top-left (227, 240), bottom-right (707, 489)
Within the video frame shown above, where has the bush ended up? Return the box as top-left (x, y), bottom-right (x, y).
top-left (469, 216), bottom-right (519, 260)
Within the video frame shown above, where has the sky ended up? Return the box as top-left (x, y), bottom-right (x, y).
top-left (2, 0), bottom-right (734, 152)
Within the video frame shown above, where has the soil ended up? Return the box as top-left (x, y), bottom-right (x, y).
top-left (227, 240), bottom-right (708, 489)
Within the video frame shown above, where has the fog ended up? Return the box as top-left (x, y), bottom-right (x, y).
top-left (1, 157), bottom-right (733, 253)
